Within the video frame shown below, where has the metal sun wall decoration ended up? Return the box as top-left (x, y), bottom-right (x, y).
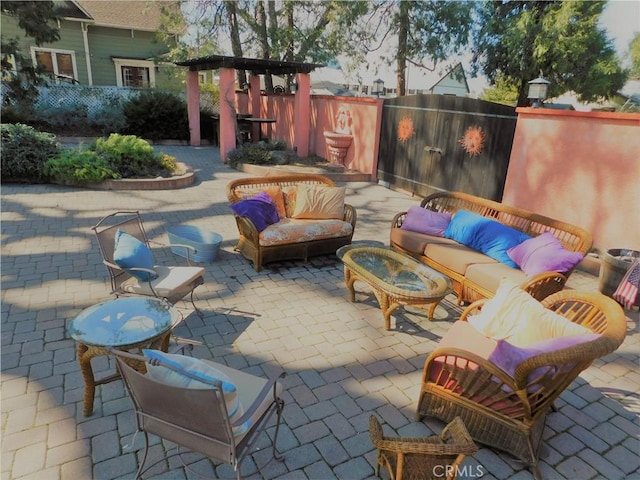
top-left (458, 126), bottom-right (486, 156)
top-left (397, 116), bottom-right (416, 143)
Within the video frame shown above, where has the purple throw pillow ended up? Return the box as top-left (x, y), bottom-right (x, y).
top-left (230, 191), bottom-right (280, 232)
top-left (488, 334), bottom-right (600, 379)
top-left (400, 206), bottom-right (452, 237)
top-left (507, 232), bottom-right (584, 276)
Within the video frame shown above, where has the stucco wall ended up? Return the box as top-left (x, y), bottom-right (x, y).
top-left (503, 108), bottom-right (640, 252)
top-left (250, 94), bottom-right (381, 178)
top-left (310, 96), bottom-right (381, 178)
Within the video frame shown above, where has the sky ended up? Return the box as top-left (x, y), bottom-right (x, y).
top-left (600, 0), bottom-right (639, 63)
top-left (331, 0), bottom-right (639, 97)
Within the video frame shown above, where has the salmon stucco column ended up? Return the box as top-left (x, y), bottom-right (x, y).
top-left (293, 73), bottom-right (311, 157)
top-left (249, 73), bottom-right (261, 141)
top-left (186, 70), bottom-right (200, 146)
top-left (219, 67), bottom-right (237, 162)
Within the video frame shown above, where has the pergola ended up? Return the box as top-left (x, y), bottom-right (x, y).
top-left (175, 54), bottom-right (324, 160)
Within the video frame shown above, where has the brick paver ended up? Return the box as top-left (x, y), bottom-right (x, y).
top-left (2, 146), bottom-right (639, 480)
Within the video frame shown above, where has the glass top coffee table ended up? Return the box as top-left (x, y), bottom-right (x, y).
top-left (67, 297), bottom-right (181, 416)
top-left (337, 245), bottom-right (452, 330)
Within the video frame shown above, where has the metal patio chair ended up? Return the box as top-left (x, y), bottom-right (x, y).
top-left (92, 211), bottom-right (205, 317)
top-left (114, 348), bottom-right (286, 479)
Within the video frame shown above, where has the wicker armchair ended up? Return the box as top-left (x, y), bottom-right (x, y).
top-left (369, 415), bottom-right (478, 480)
top-left (416, 290), bottom-right (627, 479)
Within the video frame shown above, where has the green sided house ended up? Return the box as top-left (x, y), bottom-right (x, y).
top-left (1, 0), bottom-right (180, 89)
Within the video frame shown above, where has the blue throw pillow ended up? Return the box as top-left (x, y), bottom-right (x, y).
top-left (113, 229), bottom-right (157, 281)
top-left (444, 210), bottom-right (530, 267)
top-left (230, 191), bottom-right (280, 232)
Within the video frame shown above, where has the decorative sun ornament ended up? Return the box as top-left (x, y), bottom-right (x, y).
top-left (397, 116), bottom-right (415, 143)
top-left (458, 126), bottom-right (486, 156)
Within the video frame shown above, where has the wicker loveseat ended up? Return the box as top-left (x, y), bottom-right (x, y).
top-left (226, 174), bottom-right (357, 271)
top-left (391, 191), bottom-right (592, 304)
top-left (416, 286), bottom-right (627, 479)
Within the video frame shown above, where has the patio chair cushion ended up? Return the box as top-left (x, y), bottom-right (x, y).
top-left (444, 210), bottom-right (531, 268)
top-left (488, 334), bottom-right (601, 378)
top-left (113, 230), bottom-right (157, 281)
top-left (230, 191), bottom-right (280, 232)
top-left (467, 279), bottom-right (592, 347)
top-left (121, 265), bottom-right (205, 298)
top-left (400, 206), bottom-right (452, 236)
top-left (291, 184), bottom-right (346, 219)
top-left (424, 242), bottom-right (497, 275)
top-left (143, 350), bottom-right (250, 435)
top-left (507, 232), bottom-right (584, 276)
top-left (259, 218), bottom-right (353, 247)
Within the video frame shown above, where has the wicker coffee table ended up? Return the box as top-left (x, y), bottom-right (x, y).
top-left (337, 245), bottom-right (452, 330)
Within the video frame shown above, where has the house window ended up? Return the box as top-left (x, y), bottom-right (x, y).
top-left (113, 58), bottom-right (156, 88)
top-left (31, 48), bottom-right (78, 82)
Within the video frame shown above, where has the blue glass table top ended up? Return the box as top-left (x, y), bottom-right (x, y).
top-left (337, 245), bottom-right (451, 298)
top-left (68, 297), bottom-right (181, 347)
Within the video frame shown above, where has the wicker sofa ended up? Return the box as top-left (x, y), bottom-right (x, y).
top-left (390, 191), bottom-right (592, 304)
top-left (226, 174), bottom-right (357, 271)
top-left (416, 287), bottom-right (627, 479)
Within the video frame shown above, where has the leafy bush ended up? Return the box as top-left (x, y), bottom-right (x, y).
top-left (227, 140), bottom-right (287, 167)
top-left (1, 123), bottom-right (61, 182)
top-left (44, 147), bottom-right (119, 184)
top-left (122, 91), bottom-right (189, 141)
top-left (32, 103), bottom-right (90, 135)
top-left (91, 133), bottom-right (176, 178)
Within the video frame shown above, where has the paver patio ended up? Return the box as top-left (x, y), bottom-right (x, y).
top-left (2, 145), bottom-right (638, 480)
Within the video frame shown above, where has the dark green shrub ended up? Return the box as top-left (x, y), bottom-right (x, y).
top-left (226, 140), bottom-right (287, 167)
top-left (44, 147), bottom-right (119, 184)
top-left (1, 123), bottom-right (61, 182)
top-left (91, 133), bottom-right (176, 178)
top-left (122, 91), bottom-right (189, 141)
top-left (0, 106), bottom-right (29, 124)
top-left (33, 103), bottom-right (90, 135)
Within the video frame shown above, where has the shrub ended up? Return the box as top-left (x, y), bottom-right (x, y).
top-left (44, 147), bottom-right (119, 184)
top-left (91, 133), bottom-right (176, 178)
top-left (226, 140), bottom-right (287, 167)
top-left (122, 91), bottom-right (189, 141)
top-left (33, 103), bottom-right (90, 135)
top-left (1, 123), bottom-right (61, 182)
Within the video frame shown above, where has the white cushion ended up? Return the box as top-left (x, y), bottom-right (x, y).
top-left (122, 265), bottom-right (204, 297)
top-left (467, 279), bottom-right (591, 347)
top-left (291, 185), bottom-right (346, 219)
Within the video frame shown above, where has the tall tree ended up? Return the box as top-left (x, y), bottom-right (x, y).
top-left (395, 1), bottom-right (473, 96)
top-left (171, 1), bottom-right (368, 91)
top-left (629, 33), bottom-right (640, 80)
top-left (471, 1), bottom-right (626, 106)
top-left (336, 1), bottom-right (472, 96)
top-left (1, 0), bottom-right (61, 107)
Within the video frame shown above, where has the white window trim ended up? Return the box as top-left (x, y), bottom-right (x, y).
top-left (112, 58), bottom-right (156, 87)
top-left (30, 47), bottom-right (78, 81)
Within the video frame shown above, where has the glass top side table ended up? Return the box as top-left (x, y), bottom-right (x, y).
top-left (68, 297), bottom-right (181, 416)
